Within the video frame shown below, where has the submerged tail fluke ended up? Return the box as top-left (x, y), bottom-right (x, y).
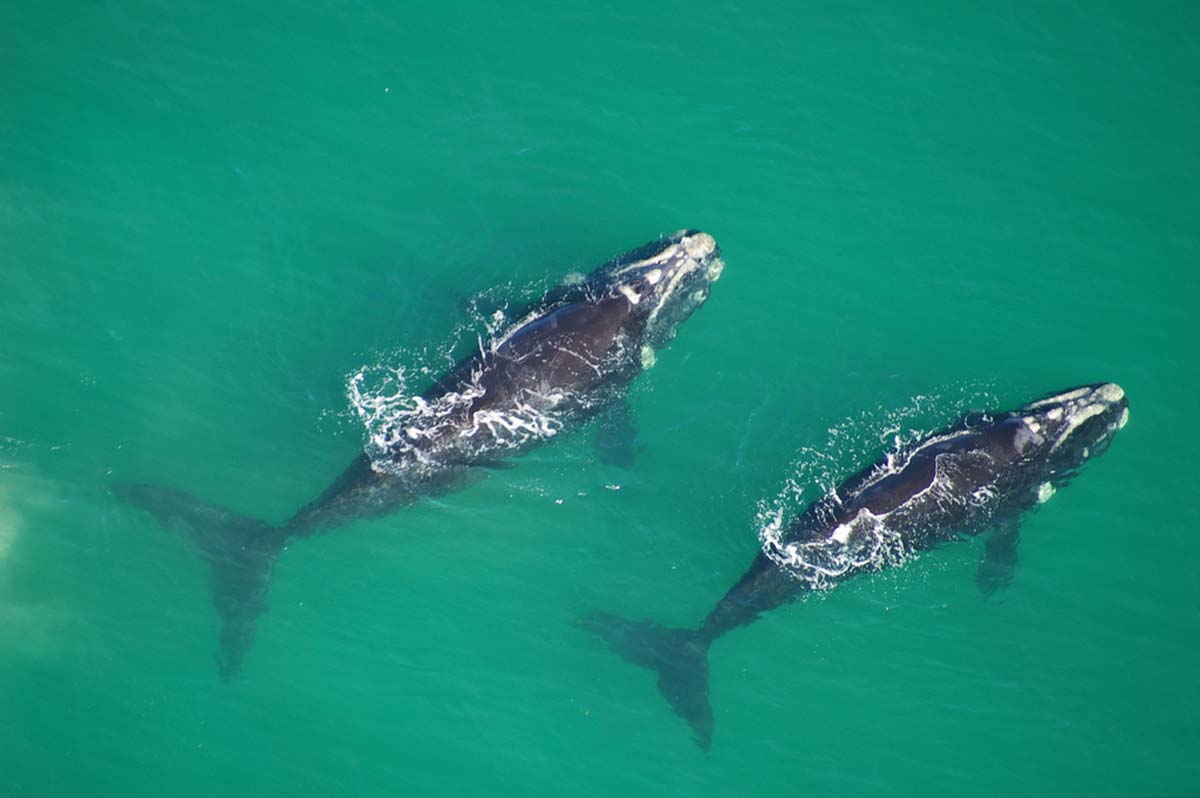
top-left (112, 482), bottom-right (287, 679)
top-left (579, 611), bottom-right (714, 749)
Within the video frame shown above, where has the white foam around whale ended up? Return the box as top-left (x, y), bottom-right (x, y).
top-left (346, 291), bottom-right (586, 478)
top-left (755, 384), bottom-right (999, 588)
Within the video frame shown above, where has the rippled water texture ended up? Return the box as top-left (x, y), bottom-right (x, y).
top-left (2, 2), bottom-right (1197, 796)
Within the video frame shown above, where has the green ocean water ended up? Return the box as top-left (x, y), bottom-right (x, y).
top-left (2, 1), bottom-right (1198, 795)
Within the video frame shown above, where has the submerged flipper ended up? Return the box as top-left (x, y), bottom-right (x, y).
top-left (113, 482), bottom-right (287, 678)
top-left (578, 611), bottom-right (714, 749)
top-left (594, 399), bottom-right (639, 469)
top-left (977, 518), bottom-right (1020, 596)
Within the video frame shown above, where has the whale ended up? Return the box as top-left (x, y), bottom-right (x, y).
top-left (116, 230), bottom-right (725, 677)
top-left (582, 383), bottom-right (1130, 749)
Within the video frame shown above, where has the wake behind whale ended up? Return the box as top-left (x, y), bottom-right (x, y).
top-left (116, 230), bottom-right (725, 677)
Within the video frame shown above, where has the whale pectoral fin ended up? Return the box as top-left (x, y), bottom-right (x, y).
top-left (594, 398), bottom-right (639, 469)
top-left (976, 518), bottom-right (1020, 597)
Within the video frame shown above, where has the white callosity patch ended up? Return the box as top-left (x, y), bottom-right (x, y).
top-left (611, 230), bottom-right (715, 277)
top-left (645, 252), bottom-right (698, 325)
top-left (705, 256), bottom-right (725, 282)
top-left (1039, 383), bottom-right (1127, 453)
top-left (1050, 402), bottom-right (1109, 452)
top-left (1037, 482), bottom-right (1056, 503)
top-left (641, 233), bottom-right (720, 329)
top-left (1025, 386), bottom-right (1092, 409)
top-left (611, 239), bottom-right (679, 275)
top-left (681, 231), bottom-right (717, 261)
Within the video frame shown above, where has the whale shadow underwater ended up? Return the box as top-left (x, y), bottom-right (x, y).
top-left (115, 230), bottom-right (725, 677)
top-left (581, 383), bottom-right (1130, 749)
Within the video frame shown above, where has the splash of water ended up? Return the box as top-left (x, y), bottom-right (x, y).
top-left (756, 383), bottom-right (998, 588)
top-left (345, 276), bottom-right (586, 478)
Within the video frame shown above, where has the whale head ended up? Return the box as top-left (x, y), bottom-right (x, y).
top-left (601, 229), bottom-right (724, 349)
top-left (1013, 382), bottom-right (1130, 484)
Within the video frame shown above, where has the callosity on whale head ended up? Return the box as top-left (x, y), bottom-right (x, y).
top-left (1014, 382), bottom-right (1130, 485)
top-left (599, 229), bottom-right (724, 349)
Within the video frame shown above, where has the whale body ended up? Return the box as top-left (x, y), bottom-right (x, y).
top-left (118, 230), bottom-right (725, 676)
top-left (583, 383), bottom-right (1130, 749)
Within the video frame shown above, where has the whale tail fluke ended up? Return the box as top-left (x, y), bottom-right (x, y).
top-left (578, 611), bottom-right (714, 750)
top-left (112, 481), bottom-right (287, 679)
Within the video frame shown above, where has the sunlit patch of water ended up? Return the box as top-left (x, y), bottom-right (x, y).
top-left (0, 467), bottom-right (71, 661)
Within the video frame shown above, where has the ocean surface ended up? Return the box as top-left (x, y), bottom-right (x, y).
top-left (2, 2), bottom-right (1198, 796)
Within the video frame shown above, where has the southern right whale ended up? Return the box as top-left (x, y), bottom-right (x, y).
top-left (582, 383), bottom-right (1130, 749)
top-left (116, 230), bottom-right (724, 677)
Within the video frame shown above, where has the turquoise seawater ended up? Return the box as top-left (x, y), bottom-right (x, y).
top-left (2, 2), bottom-right (1197, 795)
